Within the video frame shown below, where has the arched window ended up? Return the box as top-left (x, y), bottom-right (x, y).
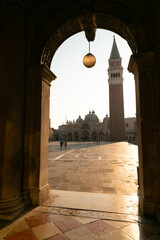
top-left (82, 123), bottom-right (90, 129)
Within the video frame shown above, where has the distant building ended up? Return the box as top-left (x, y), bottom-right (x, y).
top-left (49, 128), bottom-right (58, 141)
top-left (125, 118), bottom-right (137, 142)
top-left (58, 111), bottom-right (137, 142)
top-left (58, 111), bottom-right (110, 142)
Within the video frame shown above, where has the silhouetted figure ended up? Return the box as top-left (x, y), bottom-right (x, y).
top-left (64, 140), bottom-right (67, 149)
top-left (60, 141), bottom-right (63, 149)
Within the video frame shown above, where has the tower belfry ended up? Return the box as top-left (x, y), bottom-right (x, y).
top-left (108, 37), bottom-right (125, 141)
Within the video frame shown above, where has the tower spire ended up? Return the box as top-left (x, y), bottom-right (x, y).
top-left (109, 36), bottom-right (121, 59)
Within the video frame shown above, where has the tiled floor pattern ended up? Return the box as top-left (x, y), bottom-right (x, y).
top-left (1, 212), bottom-right (160, 240)
top-left (48, 142), bottom-right (138, 195)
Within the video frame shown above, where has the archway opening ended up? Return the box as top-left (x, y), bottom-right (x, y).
top-left (48, 29), bottom-right (138, 215)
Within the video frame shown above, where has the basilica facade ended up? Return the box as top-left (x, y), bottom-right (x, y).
top-left (58, 111), bottom-right (110, 142)
top-left (58, 112), bottom-right (137, 142)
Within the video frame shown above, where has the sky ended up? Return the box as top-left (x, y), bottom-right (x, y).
top-left (50, 29), bottom-right (136, 129)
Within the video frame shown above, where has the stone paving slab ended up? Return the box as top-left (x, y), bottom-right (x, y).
top-left (43, 190), bottom-right (138, 215)
top-left (48, 141), bottom-right (138, 195)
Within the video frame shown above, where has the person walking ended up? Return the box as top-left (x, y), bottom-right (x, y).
top-left (60, 141), bottom-right (63, 149)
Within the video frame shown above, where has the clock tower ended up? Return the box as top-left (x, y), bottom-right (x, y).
top-left (108, 37), bottom-right (125, 141)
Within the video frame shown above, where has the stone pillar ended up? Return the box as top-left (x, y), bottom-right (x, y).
top-left (0, 4), bottom-right (31, 220)
top-left (128, 52), bottom-right (160, 217)
top-left (28, 65), bottom-right (56, 205)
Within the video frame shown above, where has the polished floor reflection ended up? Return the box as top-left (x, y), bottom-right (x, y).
top-left (1, 202), bottom-right (160, 240)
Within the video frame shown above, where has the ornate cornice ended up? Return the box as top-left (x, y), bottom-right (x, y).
top-left (29, 64), bottom-right (56, 85)
top-left (42, 64), bottom-right (57, 85)
top-left (128, 51), bottom-right (155, 75)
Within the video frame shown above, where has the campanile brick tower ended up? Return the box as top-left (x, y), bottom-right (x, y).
top-left (108, 36), bottom-right (125, 141)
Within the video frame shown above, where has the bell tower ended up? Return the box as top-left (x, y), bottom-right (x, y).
top-left (108, 36), bottom-right (125, 141)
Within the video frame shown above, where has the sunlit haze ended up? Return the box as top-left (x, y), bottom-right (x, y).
top-left (50, 29), bottom-right (136, 129)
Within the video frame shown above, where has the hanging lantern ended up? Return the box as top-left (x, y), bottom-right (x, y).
top-left (83, 42), bottom-right (96, 68)
top-left (83, 53), bottom-right (96, 68)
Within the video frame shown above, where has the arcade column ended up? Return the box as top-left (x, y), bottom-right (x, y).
top-left (128, 52), bottom-right (160, 217)
top-left (28, 64), bottom-right (56, 205)
top-left (0, 4), bottom-right (30, 221)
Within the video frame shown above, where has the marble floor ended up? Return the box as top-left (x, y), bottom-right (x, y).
top-left (1, 190), bottom-right (160, 240)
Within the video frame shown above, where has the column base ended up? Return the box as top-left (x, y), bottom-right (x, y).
top-left (139, 192), bottom-right (158, 217)
top-left (0, 194), bottom-right (31, 221)
top-left (30, 184), bottom-right (50, 205)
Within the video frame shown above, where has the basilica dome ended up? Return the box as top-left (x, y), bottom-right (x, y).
top-left (103, 114), bottom-right (109, 123)
top-left (85, 111), bottom-right (99, 123)
top-left (103, 114), bottom-right (110, 128)
top-left (76, 115), bottom-right (83, 124)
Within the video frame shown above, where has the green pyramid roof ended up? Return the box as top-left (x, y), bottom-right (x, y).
top-left (110, 37), bottom-right (121, 59)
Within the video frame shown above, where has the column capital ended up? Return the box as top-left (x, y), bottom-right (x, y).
top-left (42, 64), bottom-right (57, 85)
top-left (128, 51), bottom-right (155, 75)
top-left (29, 64), bottom-right (56, 85)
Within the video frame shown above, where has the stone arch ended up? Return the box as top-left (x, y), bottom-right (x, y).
top-left (82, 130), bottom-right (90, 141)
top-left (30, 6), bottom-right (152, 215)
top-left (92, 131), bottom-right (97, 141)
top-left (1, 1), bottom-right (160, 222)
top-left (68, 132), bottom-right (73, 141)
top-left (99, 132), bottom-right (105, 141)
top-left (30, 3), bottom-right (152, 67)
top-left (39, 14), bottom-right (138, 67)
top-left (74, 131), bottom-right (79, 141)
top-left (28, 2), bottom-right (158, 219)
top-left (82, 123), bottom-right (90, 130)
